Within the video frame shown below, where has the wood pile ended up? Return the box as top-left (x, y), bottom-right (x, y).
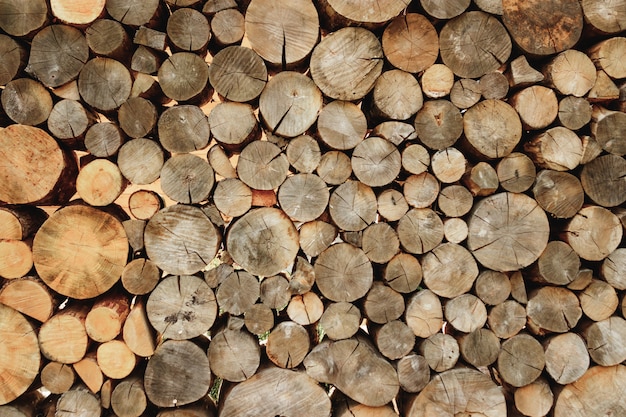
top-left (1, 0), bottom-right (626, 416)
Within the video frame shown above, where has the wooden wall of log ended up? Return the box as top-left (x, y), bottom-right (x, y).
top-left (0, 0), bottom-right (626, 415)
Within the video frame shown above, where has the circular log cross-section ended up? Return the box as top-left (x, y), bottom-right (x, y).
top-left (382, 13), bottom-right (438, 74)
top-left (564, 205), bottom-right (622, 261)
top-left (440, 11), bottom-right (511, 79)
top-left (310, 27), bottom-right (383, 101)
top-left (351, 137), bottom-right (401, 187)
top-left (2, 78), bottom-right (52, 126)
top-left (160, 154), bottom-right (215, 204)
top-left (467, 192), bottom-right (550, 272)
top-left (144, 340), bottom-right (211, 408)
top-left (106, 0), bottom-right (160, 27)
top-left (407, 368), bottom-right (506, 417)
top-left (237, 141), bottom-right (289, 191)
top-left (33, 205), bottom-right (128, 299)
top-left (78, 57), bottom-right (132, 112)
top-left (278, 173), bottom-right (329, 223)
top-left (0, 0), bottom-right (47, 37)
top-left (259, 71), bottom-right (323, 138)
top-left (245, 0), bottom-right (319, 68)
top-left (329, 180), bottom-right (377, 232)
top-left (226, 207), bottom-right (299, 277)
top-left (208, 46), bottom-right (267, 103)
top-left (0, 125), bottom-right (78, 205)
top-left (147, 275), bottom-right (217, 340)
top-left (321, 0), bottom-right (410, 27)
top-left (158, 52), bottom-right (209, 102)
top-left (144, 204), bottom-right (221, 276)
top-left (464, 99), bottom-right (522, 159)
top-left (503, 0), bottom-right (583, 56)
top-left (166, 8), bottom-right (210, 52)
top-left (314, 243), bottom-right (373, 302)
top-left (158, 105), bottom-right (210, 153)
top-left (317, 100), bottom-right (367, 151)
top-left (422, 242), bottom-right (478, 299)
top-left (0, 304), bottom-right (40, 405)
top-left (498, 333), bottom-right (545, 387)
top-left (85, 19), bottom-right (130, 62)
top-left (580, 154), bottom-right (626, 208)
top-left (28, 24), bottom-right (89, 88)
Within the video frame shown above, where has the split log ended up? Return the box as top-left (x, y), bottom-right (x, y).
top-left (544, 332), bottom-right (589, 385)
top-left (382, 13), bottom-right (438, 74)
top-left (405, 368), bottom-right (506, 417)
top-left (131, 46), bottom-right (164, 74)
top-left (450, 78), bottom-right (481, 109)
top-left (208, 46), bottom-right (267, 102)
top-left (144, 340), bottom-right (211, 406)
top-left (41, 362), bottom-right (75, 395)
top-left (73, 352), bottom-right (104, 393)
top-left (0, 276), bottom-right (56, 322)
top-left (158, 52), bottom-right (209, 103)
top-left (287, 292), bottom-right (324, 325)
top-left (414, 99), bottom-right (463, 150)
top-left (304, 335), bottom-right (399, 407)
top-left (219, 365), bottom-right (330, 417)
top-left (602, 248), bottom-right (626, 290)
top-left (207, 144), bottom-right (236, 180)
top-left (38, 303), bottom-right (89, 364)
top-left (439, 11), bottom-right (511, 78)
top-left (28, 25), bottom-right (89, 88)
top-left (226, 207), bottom-right (299, 277)
top-left (502, 0), bottom-right (583, 55)
top-left (588, 70), bottom-right (619, 102)
top-left (208, 328), bottom-right (260, 382)
top-left (259, 71), bottom-right (322, 138)
top-left (133, 27), bottom-right (167, 51)
top-left (497, 333), bottom-right (545, 387)
top-left (0, 304), bottom-right (40, 405)
top-left (525, 126), bottom-right (583, 171)
top-left (463, 162), bottom-right (499, 197)
top-left (2, 78), bottom-right (52, 126)
top-left (85, 19), bottom-right (131, 62)
top-left (533, 170), bottom-right (585, 219)
top-left (310, 27), bottom-right (383, 101)
top-left (144, 204), bottom-right (221, 275)
top-left (298, 220), bottom-right (337, 259)
top-left (166, 8), bottom-right (210, 52)
top-left (463, 99), bottom-right (522, 159)
top-left (244, 0), bottom-right (319, 68)
top-left (554, 365), bottom-right (626, 417)
top-left (123, 298), bottom-right (156, 357)
top-left (266, 320), bottom-right (310, 368)
top-left (467, 192), bottom-right (550, 272)
top-left (33, 205), bottom-right (128, 299)
top-left (78, 57), bottom-right (132, 112)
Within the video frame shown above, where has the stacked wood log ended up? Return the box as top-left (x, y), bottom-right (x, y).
top-left (1, 0), bottom-right (626, 416)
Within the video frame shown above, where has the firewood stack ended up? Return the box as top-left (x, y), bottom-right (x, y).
top-left (1, 0), bottom-right (626, 415)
